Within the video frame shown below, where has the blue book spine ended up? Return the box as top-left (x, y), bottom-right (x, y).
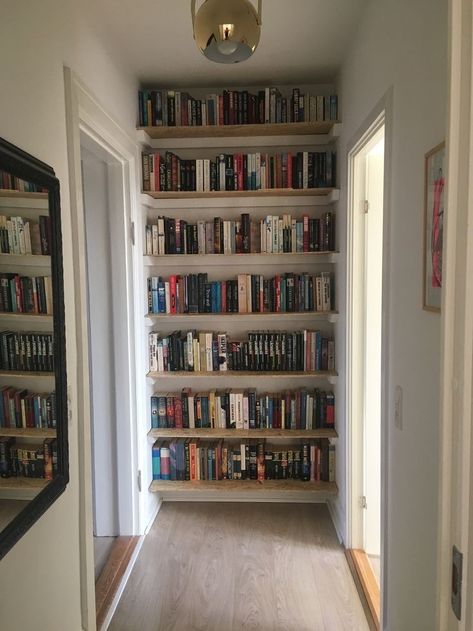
top-left (169, 442), bottom-right (177, 480)
top-left (158, 281), bottom-right (166, 313)
top-left (152, 442), bottom-right (161, 480)
top-left (316, 332), bottom-right (322, 370)
top-left (150, 396), bottom-right (159, 428)
top-left (268, 396), bottom-right (274, 429)
top-left (152, 277), bottom-right (159, 314)
top-left (33, 397), bottom-right (41, 428)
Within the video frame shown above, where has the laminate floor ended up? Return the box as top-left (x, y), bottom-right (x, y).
top-left (94, 535), bottom-right (117, 581)
top-left (109, 502), bottom-right (369, 631)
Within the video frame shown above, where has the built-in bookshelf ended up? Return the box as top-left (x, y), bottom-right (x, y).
top-left (0, 190), bottom-right (57, 498)
top-left (138, 86), bottom-right (340, 499)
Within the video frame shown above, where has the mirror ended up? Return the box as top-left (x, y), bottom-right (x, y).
top-left (0, 137), bottom-right (68, 560)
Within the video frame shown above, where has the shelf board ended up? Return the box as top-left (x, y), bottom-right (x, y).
top-left (0, 476), bottom-right (49, 500)
top-left (146, 311), bottom-right (339, 324)
top-left (147, 370), bottom-right (337, 383)
top-left (143, 251), bottom-right (339, 267)
top-left (0, 253), bottom-right (50, 267)
top-left (0, 371), bottom-right (54, 378)
top-left (0, 312), bottom-right (52, 322)
top-left (143, 188), bottom-right (336, 200)
top-left (0, 427), bottom-right (56, 438)
top-left (138, 121), bottom-right (340, 140)
top-left (0, 190), bottom-right (48, 200)
top-left (148, 428), bottom-right (337, 439)
top-left (149, 479), bottom-right (337, 495)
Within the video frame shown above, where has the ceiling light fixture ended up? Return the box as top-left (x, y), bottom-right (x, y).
top-left (191, 0), bottom-right (262, 64)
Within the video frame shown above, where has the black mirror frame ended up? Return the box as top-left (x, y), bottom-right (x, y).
top-left (0, 137), bottom-right (68, 560)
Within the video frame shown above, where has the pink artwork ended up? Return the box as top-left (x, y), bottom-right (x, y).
top-left (424, 142), bottom-right (445, 311)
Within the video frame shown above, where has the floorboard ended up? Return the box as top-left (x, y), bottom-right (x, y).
top-left (109, 502), bottom-right (369, 631)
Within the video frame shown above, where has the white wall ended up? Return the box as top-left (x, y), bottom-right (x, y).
top-left (335, 0), bottom-right (447, 629)
top-left (0, 1), bottom-right (137, 629)
top-left (82, 148), bottom-right (119, 537)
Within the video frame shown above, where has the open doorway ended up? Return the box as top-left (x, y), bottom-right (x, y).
top-left (347, 114), bottom-right (386, 630)
top-left (79, 130), bottom-right (140, 628)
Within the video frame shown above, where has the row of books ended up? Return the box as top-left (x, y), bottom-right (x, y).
top-left (0, 214), bottom-right (52, 255)
top-left (147, 272), bottom-right (333, 315)
top-left (152, 439), bottom-right (335, 482)
top-left (144, 212), bottom-right (336, 255)
top-left (0, 331), bottom-right (54, 373)
top-left (138, 88), bottom-right (338, 127)
top-left (0, 173), bottom-right (46, 194)
top-left (0, 436), bottom-right (56, 479)
top-left (0, 388), bottom-right (56, 429)
top-left (149, 330), bottom-right (335, 373)
top-left (151, 388), bottom-right (335, 431)
top-left (142, 150), bottom-right (336, 192)
top-left (0, 274), bottom-right (53, 315)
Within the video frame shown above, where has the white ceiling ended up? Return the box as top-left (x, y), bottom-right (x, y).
top-left (88, 0), bottom-right (368, 87)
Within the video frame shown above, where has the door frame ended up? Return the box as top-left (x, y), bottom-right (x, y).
top-left (63, 67), bottom-right (141, 630)
top-left (346, 90), bottom-right (393, 629)
top-left (437, 0), bottom-right (473, 629)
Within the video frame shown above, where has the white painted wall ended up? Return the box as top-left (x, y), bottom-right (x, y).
top-left (334, 0), bottom-right (447, 629)
top-left (0, 1), bottom-right (137, 629)
top-left (82, 148), bottom-right (119, 537)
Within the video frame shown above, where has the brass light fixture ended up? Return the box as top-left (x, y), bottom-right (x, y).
top-left (191, 0), bottom-right (263, 64)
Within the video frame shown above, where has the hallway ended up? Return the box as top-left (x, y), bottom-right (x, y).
top-left (109, 502), bottom-right (369, 631)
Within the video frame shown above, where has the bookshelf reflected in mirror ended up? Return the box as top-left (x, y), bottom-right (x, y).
top-left (0, 137), bottom-right (68, 559)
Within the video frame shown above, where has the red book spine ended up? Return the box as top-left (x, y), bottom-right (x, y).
top-left (166, 396), bottom-right (175, 429)
top-left (169, 275), bottom-right (177, 314)
top-left (275, 275), bottom-right (281, 312)
top-left (221, 281), bottom-right (227, 313)
top-left (174, 396), bottom-right (183, 428)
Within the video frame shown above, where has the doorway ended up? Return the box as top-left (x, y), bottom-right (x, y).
top-left (347, 114), bottom-right (386, 630)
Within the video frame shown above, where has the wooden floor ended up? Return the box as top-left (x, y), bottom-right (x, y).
top-left (109, 502), bottom-right (369, 631)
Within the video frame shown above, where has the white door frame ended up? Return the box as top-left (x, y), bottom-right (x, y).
top-left (346, 91), bottom-right (393, 629)
top-left (63, 67), bottom-right (140, 630)
top-left (437, 1), bottom-right (473, 629)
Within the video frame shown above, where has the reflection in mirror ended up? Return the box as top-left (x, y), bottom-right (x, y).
top-left (0, 138), bottom-right (67, 558)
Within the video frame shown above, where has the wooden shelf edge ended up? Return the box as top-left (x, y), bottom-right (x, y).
top-left (147, 370), bottom-right (337, 379)
top-left (0, 190), bottom-right (48, 200)
top-left (149, 479), bottom-right (338, 494)
top-left (145, 311), bottom-right (338, 321)
top-left (148, 428), bottom-right (337, 439)
top-left (142, 188), bottom-right (338, 200)
top-left (0, 371), bottom-right (55, 378)
top-left (0, 427), bottom-right (56, 438)
top-left (0, 477), bottom-right (49, 490)
top-left (0, 312), bottom-right (53, 320)
top-left (138, 121), bottom-right (341, 140)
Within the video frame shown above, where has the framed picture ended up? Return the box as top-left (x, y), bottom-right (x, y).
top-left (423, 141), bottom-right (445, 312)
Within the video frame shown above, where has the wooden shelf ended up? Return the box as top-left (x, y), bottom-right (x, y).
top-left (0, 477), bottom-right (49, 500)
top-left (0, 371), bottom-right (54, 378)
top-left (143, 188), bottom-right (337, 201)
top-left (149, 479), bottom-right (337, 495)
top-left (147, 370), bottom-right (337, 382)
top-left (0, 253), bottom-right (50, 267)
top-left (148, 428), bottom-right (337, 439)
top-left (0, 190), bottom-right (48, 200)
top-left (0, 427), bottom-right (56, 438)
top-left (143, 251), bottom-right (338, 267)
top-left (138, 121), bottom-right (340, 140)
top-left (146, 311), bottom-right (339, 324)
top-left (0, 312), bottom-right (52, 322)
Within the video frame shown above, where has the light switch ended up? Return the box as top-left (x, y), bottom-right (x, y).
top-left (394, 385), bottom-right (403, 430)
